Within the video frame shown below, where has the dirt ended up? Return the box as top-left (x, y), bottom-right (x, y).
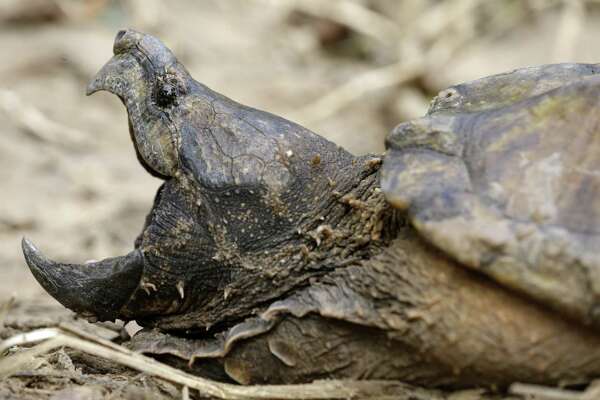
top-left (3, 1), bottom-right (600, 399)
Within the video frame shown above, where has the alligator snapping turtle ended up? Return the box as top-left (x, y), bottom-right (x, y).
top-left (22, 30), bottom-right (600, 388)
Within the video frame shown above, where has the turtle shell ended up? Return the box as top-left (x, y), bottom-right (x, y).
top-left (381, 63), bottom-right (600, 326)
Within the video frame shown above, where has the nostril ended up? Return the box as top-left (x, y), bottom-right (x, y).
top-left (115, 29), bottom-right (127, 43)
top-left (113, 29), bottom-right (137, 55)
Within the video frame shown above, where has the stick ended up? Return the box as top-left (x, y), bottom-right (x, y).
top-left (259, 0), bottom-right (400, 44)
top-left (0, 327), bottom-right (445, 399)
top-left (286, 0), bottom-right (482, 124)
top-left (510, 382), bottom-right (588, 400)
top-left (0, 89), bottom-right (85, 148)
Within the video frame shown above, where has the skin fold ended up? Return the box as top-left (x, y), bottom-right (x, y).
top-left (22, 30), bottom-right (600, 388)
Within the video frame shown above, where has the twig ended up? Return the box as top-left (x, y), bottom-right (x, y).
top-left (401, 0), bottom-right (481, 45)
top-left (286, 0), bottom-right (482, 124)
top-left (510, 382), bottom-right (590, 400)
top-left (260, 0), bottom-right (400, 44)
top-left (553, 0), bottom-right (585, 62)
top-left (0, 336), bottom-right (64, 379)
top-left (0, 326), bottom-right (446, 400)
top-left (181, 385), bottom-right (190, 400)
top-left (288, 59), bottom-right (423, 124)
top-left (0, 327), bottom-right (59, 354)
top-left (582, 380), bottom-right (600, 400)
top-left (0, 89), bottom-right (86, 148)
top-left (0, 296), bottom-right (15, 329)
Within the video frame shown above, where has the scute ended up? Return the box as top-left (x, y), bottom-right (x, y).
top-left (382, 64), bottom-right (600, 326)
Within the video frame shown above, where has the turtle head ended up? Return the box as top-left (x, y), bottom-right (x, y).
top-left (86, 29), bottom-right (190, 178)
top-left (23, 30), bottom-right (367, 328)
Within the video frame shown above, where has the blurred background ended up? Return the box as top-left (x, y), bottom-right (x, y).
top-left (1, 0), bottom-right (600, 307)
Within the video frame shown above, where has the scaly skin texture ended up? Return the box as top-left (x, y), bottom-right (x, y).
top-left (127, 159), bottom-right (390, 330)
top-left (22, 31), bottom-right (600, 389)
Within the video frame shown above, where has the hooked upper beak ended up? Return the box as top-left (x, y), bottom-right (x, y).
top-left (85, 28), bottom-right (181, 179)
top-left (86, 52), bottom-right (139, 98)
top-left (86, 29), bottom-right (178, 97)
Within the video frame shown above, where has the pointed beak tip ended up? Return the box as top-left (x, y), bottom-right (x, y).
top-left (86, 81), bottom-right (100, 96)
top-left (21, 237), bottom-right (53, 282)
top-left (21, 236), bottom-right (31, 250)
top-left (22, 237), bottom-right (40, 263)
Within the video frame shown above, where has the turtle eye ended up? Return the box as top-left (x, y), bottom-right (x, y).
top-left (156, 82), bottom-right (177, 108)
top-left (155, 75), bottom-right (183, 108)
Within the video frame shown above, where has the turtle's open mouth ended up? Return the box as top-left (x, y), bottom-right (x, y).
top-left (21, 30), bottom-right (186, 322)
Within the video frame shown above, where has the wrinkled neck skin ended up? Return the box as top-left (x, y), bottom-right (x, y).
top-left (127, 145), bottom-right (394, 332)
top-left (130, 169), bottom-right (393, 332)
top-left (118, 81), bottom-right (396, 332)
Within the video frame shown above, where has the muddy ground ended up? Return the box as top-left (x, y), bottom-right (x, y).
top-left (2, 1), bottom-right (600, 399)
